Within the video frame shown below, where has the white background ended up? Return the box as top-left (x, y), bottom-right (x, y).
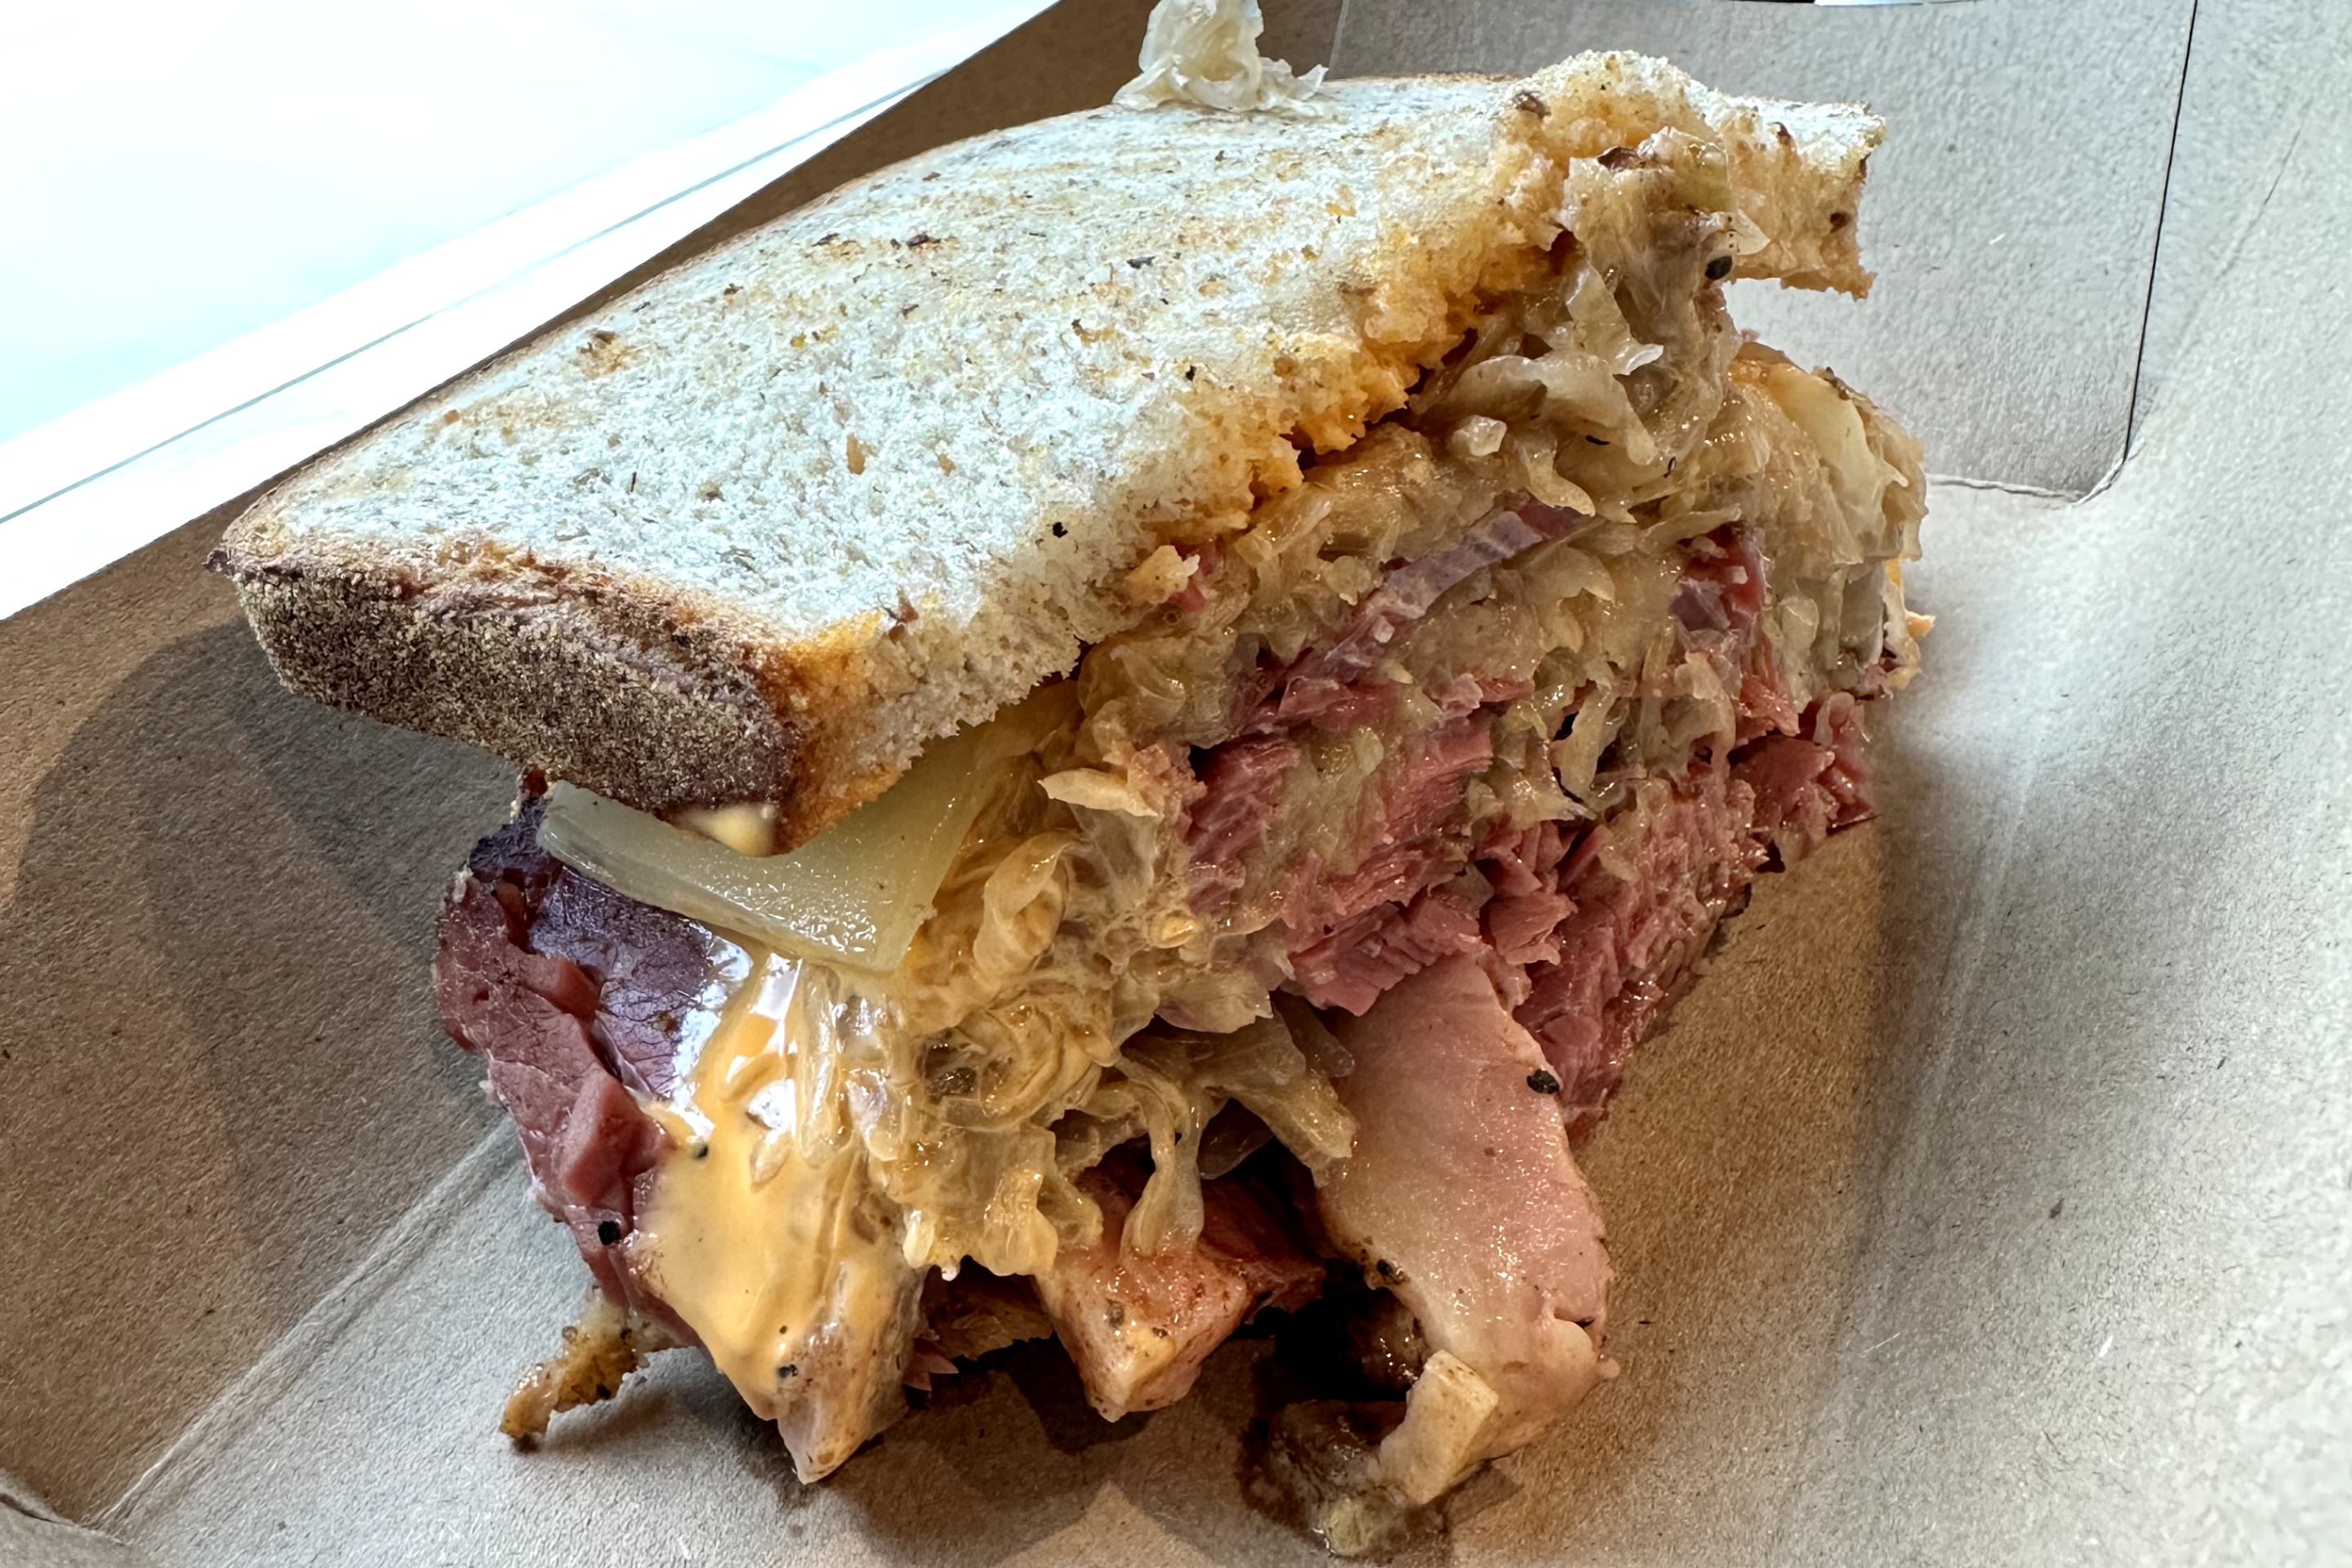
top-left (0, 0), bottom-right (984, 446)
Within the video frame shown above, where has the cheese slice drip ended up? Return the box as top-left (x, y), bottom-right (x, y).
top-left (629, 947), bottom-right (920, 1481)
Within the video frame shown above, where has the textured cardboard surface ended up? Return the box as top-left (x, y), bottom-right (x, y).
top-left (0, 1512), bottom-right (144, 1568)
top-left (7, 0), bottom-right (2350, 1562)
top-left (0, 511), bottom-right (514, 1518)
top-left (1, 1468), bottom-right (143, 1568)
top-left (1336, 0), bottom-right (2195, 497)
top-left (2130, 0), bottom-right (2350, 453)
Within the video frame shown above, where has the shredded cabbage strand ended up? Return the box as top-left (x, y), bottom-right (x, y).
top-left (1113, 0), bottom-right (1325, 114)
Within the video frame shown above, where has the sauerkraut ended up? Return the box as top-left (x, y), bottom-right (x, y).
top-left (1112, 0), bottom-right (1326, 115)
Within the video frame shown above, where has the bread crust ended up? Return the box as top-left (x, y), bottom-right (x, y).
top-left (216, 54), bottom-right (1881, 843)
top-left (215, 537), bottom-right (899, 841)
top-left (226, 550), bottom-right (783, 806)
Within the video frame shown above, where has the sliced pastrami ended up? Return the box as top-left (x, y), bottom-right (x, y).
top-left (1289, 885), bottom-right (1485, 1017)
top-left (435, 795), bottom-right (721, 1324)
top-left (1185, 506), bottom-right (1891, 1138)
top-left (1501, 694), bottom-right (1877, 1134)
top-left (1511, 766), bottom-right (1769, 1135)
top-left (1188, 734), bottom-right (1299, 880)
top-left (1187, 503), bottom-right (1579, 921)
top-left (1735, 691), bottom-right (1873, 853)
top-left (1279, 712), bottom-right (1496, 1010)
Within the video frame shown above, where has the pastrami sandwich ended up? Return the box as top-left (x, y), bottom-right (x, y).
top-left (214, 8), bottom-right (1924, 1550)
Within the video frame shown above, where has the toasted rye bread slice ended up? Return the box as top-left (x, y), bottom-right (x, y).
top-left (216, 53), bottom-right (1881, 849)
